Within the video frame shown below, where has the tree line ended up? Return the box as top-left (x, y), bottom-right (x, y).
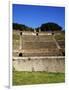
top-left (13, 22), bottom-right (64, 32)
top-left (13, 23), bottom-right (33, 31)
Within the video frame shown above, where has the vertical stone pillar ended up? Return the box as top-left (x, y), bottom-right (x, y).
top-left (39, 28), bottom-right (41, 32)
top-left (19, 31), bottom-right (22, 50)
top-left (34, 28), bottom-right (36, 33)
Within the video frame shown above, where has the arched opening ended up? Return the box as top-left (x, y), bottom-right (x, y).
top-left (62, 51), bottom-right (65, 56)
top-left (36, 32), bottom-right (38, 36)
top-left (20, 32), bottom-right (22, 35)
top-left (52, 32), bottom-right (54, 35)
top-left (19, 52), bottom-right (22, 57)
top-left (28, 58), bottom-right (31, 61)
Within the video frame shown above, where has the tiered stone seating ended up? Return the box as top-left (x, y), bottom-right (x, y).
top-left (57, 40), bottom-right (65, 48)
top-left (22, 35), bottom-right (54, 42)
top-left (54, 33), bottom-right (65, 49)
top-left (13, 31), bottom-right (65, 56)
top-left (13, 32), bottom-right (20, 49)
top-left (13, 40), bottom-right (19, 49)
top-left (22, 42), bottom-right (57, 49)
top-left (13, 49), bottom-right (62, 57)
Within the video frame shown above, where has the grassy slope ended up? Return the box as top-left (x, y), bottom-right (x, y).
top-left (13, 71), bottom-right (65, 85)
top-left (55, 34), bottom-right (65, 40)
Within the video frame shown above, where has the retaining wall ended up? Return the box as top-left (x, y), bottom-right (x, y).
top-left (13, 57), bottom-right (65, 73)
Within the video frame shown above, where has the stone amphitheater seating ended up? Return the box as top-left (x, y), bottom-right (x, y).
top-left (22, 42), bottom-right (57, 49)
top-left (13, 33), bottom-right (64, 56)
top-left (22, 35), bottom-right (54, 42)
top-left (13, 31), bottom-right (65, 72)
top-left (57, 40), bottom-right (65, 48)
top-left (13, 40), bottom-right (19, 49)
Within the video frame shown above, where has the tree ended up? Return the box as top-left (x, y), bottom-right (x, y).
top-left (13, 23), bottom-right (34, 31)
top-left (40, 22), bottom-right (62, 31)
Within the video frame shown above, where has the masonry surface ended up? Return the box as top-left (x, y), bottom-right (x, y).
top-left (13, 30), bottom-right (65, 72)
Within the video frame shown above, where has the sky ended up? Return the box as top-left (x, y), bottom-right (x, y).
top-left (13, 4), bottom-right (65, 29)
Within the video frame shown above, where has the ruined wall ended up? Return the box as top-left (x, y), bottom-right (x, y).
top-left (13, 57), bottom-right (65, 73)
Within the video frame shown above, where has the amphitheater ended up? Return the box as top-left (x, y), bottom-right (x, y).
top-left (13, 30), bottom-right (65, 73)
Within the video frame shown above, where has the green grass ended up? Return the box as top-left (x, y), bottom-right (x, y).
top-left (13, 71), bottom-right (65, 85)
top-left (13, 34), bottom-right (19, 40)
top-left (55, 34), bottom-right (65, 40)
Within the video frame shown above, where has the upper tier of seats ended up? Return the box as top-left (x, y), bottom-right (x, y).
top-left (13, 31), bottom-right (65, 56)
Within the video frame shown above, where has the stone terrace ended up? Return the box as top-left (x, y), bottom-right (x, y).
top-left (13, 31), bottom-right (64, 57)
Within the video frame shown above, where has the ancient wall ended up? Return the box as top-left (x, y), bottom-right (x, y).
top-left (13, 57), bottom-right (65, 73)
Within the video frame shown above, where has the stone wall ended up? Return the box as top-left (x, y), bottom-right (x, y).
top-left (13, 57), bottom-right (65, 73)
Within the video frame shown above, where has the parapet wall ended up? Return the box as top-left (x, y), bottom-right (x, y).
top-left (13, 57), bottom-right (65, 73)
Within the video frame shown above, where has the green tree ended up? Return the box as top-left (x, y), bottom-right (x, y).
top-left (40, 22), bottom-right (62, 31)
top-left (13, 23), bottom-right (34, 31)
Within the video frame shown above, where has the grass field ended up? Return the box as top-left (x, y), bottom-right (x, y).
top-left (13, 71), bottom-right (65, 85)
top-left (13, 34), bottom-right (19, 40)
top-left (55, 34), bottom-right (65, 40)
